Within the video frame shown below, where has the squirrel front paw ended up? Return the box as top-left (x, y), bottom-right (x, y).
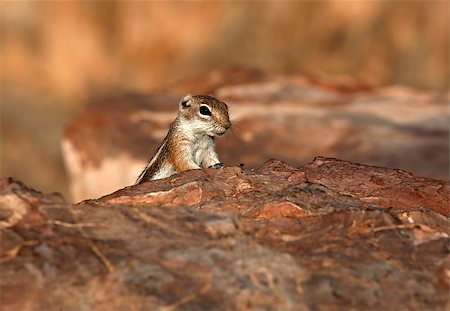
top-left (209, 163), bottom-right (223, 169)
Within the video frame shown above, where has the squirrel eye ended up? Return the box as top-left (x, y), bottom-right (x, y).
top-left (199, 105), bottom-right (211, 116)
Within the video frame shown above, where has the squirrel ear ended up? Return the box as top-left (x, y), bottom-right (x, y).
top-left (180, 94), bottom-right (192, 108)
top-left (208, 93), bottom-right (215, 98)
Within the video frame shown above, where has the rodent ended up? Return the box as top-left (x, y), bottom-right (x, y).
top-left (135, 94), bottom-right (232, 184)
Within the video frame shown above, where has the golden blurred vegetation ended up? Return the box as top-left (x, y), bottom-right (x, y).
top-left (1, 2), bottom-right (449, 198)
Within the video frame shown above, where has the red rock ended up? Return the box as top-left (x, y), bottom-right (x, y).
top-left (1, 158), bottom-right (449, 310)
top-left (99, 158), bottom-right (449, 218)
top-left (256, 201), bottom-right (311, 219)
top-left (62, 70), bottom-right (448, 202)
top-left (302, 157), bottom-right (450, 217)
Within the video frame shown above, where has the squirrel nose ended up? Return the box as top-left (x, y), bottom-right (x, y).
top-left (225, 121), bottom-right (232, 129)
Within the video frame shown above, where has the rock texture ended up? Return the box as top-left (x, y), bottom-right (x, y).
top-left (62, 70), bottom-right (449, 202)
top-left (1, 158), bottom-right (449, 311)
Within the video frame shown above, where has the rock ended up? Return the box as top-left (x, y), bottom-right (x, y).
top-left (62, 93), bottom-right (180, 202)
top-left (1, 158), bottom-right (449, 310)
top-left (62, 70), bottom-right (449, 202)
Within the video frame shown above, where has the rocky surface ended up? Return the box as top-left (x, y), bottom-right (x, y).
top-left (1, 158), bottom-right (449, 311)
top-left (62, 70), bottom-right (449, 202)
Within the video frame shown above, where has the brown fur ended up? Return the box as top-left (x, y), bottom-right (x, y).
top-left (136, 95), bottom-right (231, 184)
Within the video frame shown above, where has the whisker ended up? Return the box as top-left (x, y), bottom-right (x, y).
top-left (230, 120), bottom-right (244, 131)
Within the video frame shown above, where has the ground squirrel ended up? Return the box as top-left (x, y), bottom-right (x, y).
top-left (136, 94), bottom-right (231, 184)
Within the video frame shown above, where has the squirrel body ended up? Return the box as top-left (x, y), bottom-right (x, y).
top-left (136, 94), bottom-right (231, 184)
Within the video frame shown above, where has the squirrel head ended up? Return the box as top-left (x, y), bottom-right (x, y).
top-left (179, 94), bottom-right (232, 137)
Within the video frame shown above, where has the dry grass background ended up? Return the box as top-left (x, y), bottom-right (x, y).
top-left (1, 2), bottom-right (449, 198)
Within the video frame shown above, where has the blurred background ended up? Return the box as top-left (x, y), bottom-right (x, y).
top-left (1, 1), bottom-right (449, 198)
